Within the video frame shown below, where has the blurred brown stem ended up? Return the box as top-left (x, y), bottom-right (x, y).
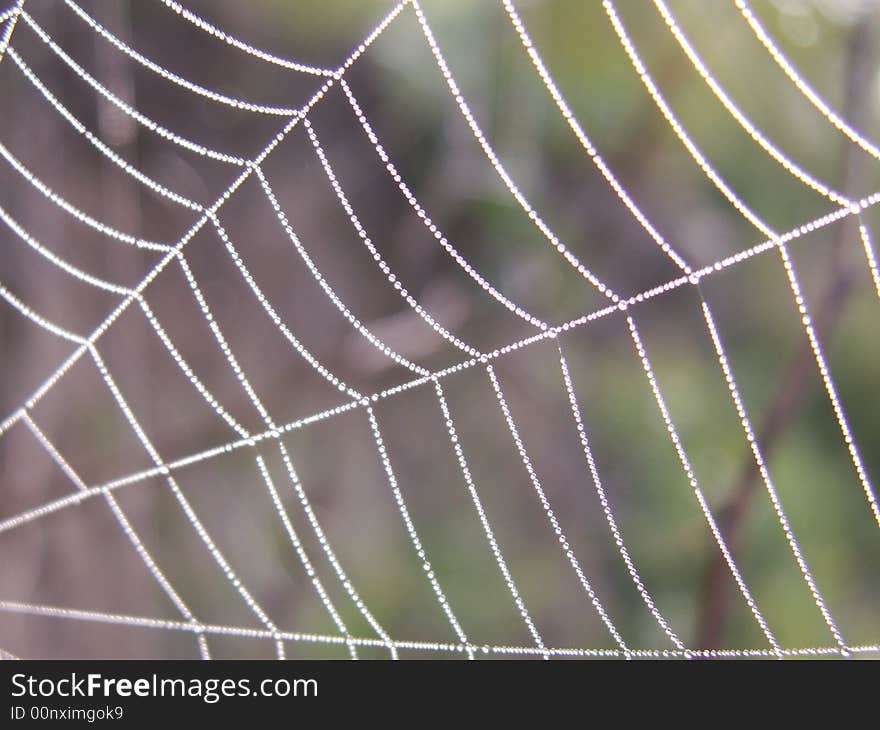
top-left (696, 15), bottom-right (875, 649)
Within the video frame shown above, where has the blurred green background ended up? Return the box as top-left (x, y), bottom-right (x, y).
top-left (0, 0), bottom-right (877, 658)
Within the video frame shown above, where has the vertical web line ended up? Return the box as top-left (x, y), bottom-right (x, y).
top-left (555, 341), bottom-right (687, 652)
top-left (624, 314), bottom-right (784, 654)
top-left (603, 0), bottom-right (878, 536)
top-left (486, 362), bottom-right (630, 656)
top-left (0, 1), bottom-right (409, 659)
top-left (1, 7), bottom-right (216, 654)
top-left (88, 344), bottom-right (288, 659)
top-left (433, 379), bottom-right (549, 658)
top-left (652, 0), bottom-right (880, 303)
top-left (697, 295), bottom-right (847, 652)
top-left (366, 406), bottom-right (474, 659)
top-left (191, 214), bottom-right (398, 658)
top-left (158, 251), bottom-right (361, 658)
top-left (18, 410), bottom-right (213, 659)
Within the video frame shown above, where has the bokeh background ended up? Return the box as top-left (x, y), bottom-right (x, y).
top-left (0, 0), bottom-right (878, 659)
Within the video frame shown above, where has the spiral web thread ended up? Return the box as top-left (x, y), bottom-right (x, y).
top-left (0, 0), bottom-right (878, 659)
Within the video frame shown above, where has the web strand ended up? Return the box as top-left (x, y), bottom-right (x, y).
top-left (604, 0), bottom-right (856, 649)
top-left (625, 314), bottom-right (783, 654)
top-left (254, 162), bottom-right (431, 377)
top-left (3, 190), bottom-right (878, 530)
top-left (603, 0), bottom-right (879, 538)
top-left (366, 407), bottom-right (474, 658)
top-left (0, 0), bottom-right (409, 660)
top-left (487, 362), bottom-right (630, 656)
top-left (0, 0), bottom-right (24, 65)
top-left (338, 78), bottom-right (549, 331)
top-left (501, 0), bottom-right (691, 275)
top-left (433, 379), bottom-right (549, 658)
top-left (734, 0), bottom-right (880, 162)
top-left (1, 0), bottom-right (877, 660)
top-left (6, 47), bottom-right (203, 210)
top-left (16, 410), bottom-right (212, 659)
top-left (156, 0), bottom-right (335, 78)
top-left (17, 11), bottom-right (247, 166)
top-left (65, 0), bottom-right (300, 116)
top-left (303, 115), bottom-right (483, 358)
top-left (556, 343), bottom-right (686, 652)
top-left (0, 140), bottom-right (171, 252)
top-left (3, 599), bottom-right (880, 659)
top-left (410, 0), bottom-right (619, 303)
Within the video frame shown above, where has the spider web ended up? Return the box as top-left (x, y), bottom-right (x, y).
top-left (0, 0), bottom-right (878, 660)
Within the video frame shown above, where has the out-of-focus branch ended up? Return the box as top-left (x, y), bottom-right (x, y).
top-left (696, 13), bottom-right (876, 649)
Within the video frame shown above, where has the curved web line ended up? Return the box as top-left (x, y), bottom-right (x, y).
top-left (0, 281), bottom-right (85, 344)
top-left (603, 0), bottom-right (861, 650)
top-left (17, 11), bottom-right (245, 166)
top-left (366, 407), bottom-right (474, 658)
top-left (433, 379), bottom-right (549, 658)
top-left (156, 0), bottom-right (335, 78)
top-left (0, 202), bottom-right (132, 296)
top-left (339, 79), bottom-right (549, 331)
top-left (189, 213), bottom-right (399, 657)
top-left (500, 0), bottom-right (691, 275)
top-left (0, 1), bottom-right (408, 658)
top-left (409, 0), bottom-right (619, 303)
top-left (2, 190), bottom-right (879, 508)
top-left (207, 213), bottom-right (363, 400)
top-left (255, 456), bottom-right (360, 659)
top-left (625, 313), bottom-right (783, 654)
top-left (555, 342), bottom-right (687, 652)
top-left (0, 0), bottom-right (24, 63)
top-left (135, 295), bottom-right (249, 439)
top-left (253, 162), bottom-right (430, 376)
top-left (303, 117), bottom-right (482, 358)
top-left (2, 0), bottom-right (878, 658)
top-left (6, 48), bottom-right (202, 210)
top-left (486, 362), bottom-right (631, 655)
top-left (653, 0), bottom-right (846, 207)
top-left (604, 0), bottom-right (879, 538)
top-left (651, 0), bottom-right (880, 300)
top-left (860, 221), bottom-right (880, 298)
top-left (64, 0), bottom-right (299, 117)
top-left (734, 0), bottom-right (880, 162)
top-left (0, 140), bottom-right (171, 252)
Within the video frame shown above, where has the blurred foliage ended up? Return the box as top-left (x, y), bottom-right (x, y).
top-left (0, 0), bottom-right (878, 658)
